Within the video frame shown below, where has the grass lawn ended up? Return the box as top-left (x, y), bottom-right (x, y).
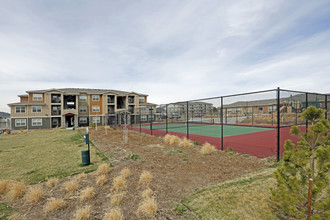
top-left (182, 166), bottom-right (281, 220)
top-left (0, 129), bottom-right (106, 184)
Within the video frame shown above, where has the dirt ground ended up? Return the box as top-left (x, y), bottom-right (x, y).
top-left (1, 128), bottom-right (271, 220)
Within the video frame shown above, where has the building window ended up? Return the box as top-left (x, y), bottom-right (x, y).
top-left (141, 115), bottom-right (147, 121)
top-left (258, 107), bottom-right (263, 111)
top-left (79, 96), bottom-right (87, 102)
top-left (92, 95), bottom-right (100, 101)
top-left (79, 117), bottom-right (88, 124)
top-left (15, 119), bottom-right (26, 127)
top-left (32, 106), bottom-right (42, 113)
top-left (141, 106), bottom-right (146, 111)
top-left (32, 118), bottom-right (42, 126)
top-left (92, 116), bottom-right (100, 123)
top-left (79, 106), bottom-right (87, 113)
top-left (33, 94), bottom-right (43, 101)
top-left (15, 106), bottom-right (26, 113)
top-left (92, 106), bottom-right (100, 112)
top-left (139, 96), bottom-right (145, 103)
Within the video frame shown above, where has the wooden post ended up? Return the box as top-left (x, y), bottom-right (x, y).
top-left (307, 178), bottom-right (313, 219)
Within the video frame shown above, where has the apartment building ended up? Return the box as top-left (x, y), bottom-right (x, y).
top-left (166, 101), bottom-right (213, 116)
top-left (8, 88), bottom-right (156, 130)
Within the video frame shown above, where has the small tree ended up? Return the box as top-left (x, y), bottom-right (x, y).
top-left (271, 106), bottom-right (330, 219)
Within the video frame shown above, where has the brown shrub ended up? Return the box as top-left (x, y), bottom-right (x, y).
top-left (168, 135), bottom-right (180, 146)
top-left (103, 208), bottom-right (123, 220)
top-left (0, 179), bottom-right (10, 194)
top-left (74, 206), bottom-right (91, 220)
top-left (7, 181), bottom-right (26, 200)
top-left (76, 173), bottom-right (87, 182)
top-left (24, 185), bottom-right (44, 203)
top-left (137, 197), bottom-right (158, 218)
top-left (80, 187), bottom-right (95, 201)
top-left (141, 188), bottom-right (153, 199)
top-left (120, 168), bottom-right (131, 179)
top-left (139, 171), bottom-right (153, 186)
top-left (45, 177), bottom-right (59, 188)
top-left (96, 175), bottom-right (107, 186)
top-left (200, 142), bottom-right (216, 155)
top-left (163, 134), bottom-right (172, 145)
top-left (179, 138), bottom-right (193, 148)
top-left (111, 176), bottom-right (126, 192)
top-left (110, 192), bottom-right (125, 207)
top-left (96, 163), bottom-right (111, 176)
top-left (63, 180), bottom-right (78, 193)
top-left (44, 197), bottom-right (65, 212)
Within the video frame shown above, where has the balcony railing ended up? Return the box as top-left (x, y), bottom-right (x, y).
top-left (51, 110), bottom-right (61, 116)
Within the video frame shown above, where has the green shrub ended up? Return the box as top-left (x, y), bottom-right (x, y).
top-left (174, 203), bottom-right (186, 215)
top-left (193, 141), bottom-right (198, 145)
top-left (270, 106), bottom-right (330, 219)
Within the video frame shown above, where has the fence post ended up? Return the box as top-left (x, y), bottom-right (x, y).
top-left (221, 97), bottom-right (224, 151)
top-left (139, 108), bottom-right (141, 133)
top-left (166, 105), bottom-right (168, 134)
top-left (277, 87), bottom-right (280, 162)
top-left (187, 101), bottom-right (189, 139)
top-left (306, 93), bottom-right (309, 132)
top-left (252, 107), bottom-right (254, 125)
top-left (325, 95), bottom-right (328, 120)
top-left (149, 107), bottom-right (153, 135)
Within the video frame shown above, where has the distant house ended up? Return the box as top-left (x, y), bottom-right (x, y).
top-left (0, 112), bottom-right (10, 129)
top-left (8, 88), bottom-right (156, 130)
top-left (223, 93), bottom-right (330, 116)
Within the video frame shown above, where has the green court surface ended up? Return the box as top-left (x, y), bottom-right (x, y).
top-left (139, 123), bottom-right (274, 138)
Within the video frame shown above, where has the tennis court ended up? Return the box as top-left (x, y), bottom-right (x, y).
top-left (136, 123), bottom-right (274, 138)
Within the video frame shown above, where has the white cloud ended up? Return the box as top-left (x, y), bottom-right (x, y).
top-left (0, 0), bottom-right (330, 113)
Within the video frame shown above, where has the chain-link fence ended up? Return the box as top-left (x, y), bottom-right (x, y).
top-left (124, 88), bottom-right (328, 160)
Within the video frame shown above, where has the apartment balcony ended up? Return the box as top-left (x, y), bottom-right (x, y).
top-left (51, 110), bottom-right (61, 116)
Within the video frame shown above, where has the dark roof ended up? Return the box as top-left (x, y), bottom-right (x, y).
top-left (26, 88), bottom-right (148, 96)
top-left (0, 112), bottom-right (10, 117)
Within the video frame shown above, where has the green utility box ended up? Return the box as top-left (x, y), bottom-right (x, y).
top-left (84, 133), bottom-right (89, 144)
top-left (81, 150), bottom-right (90, 165)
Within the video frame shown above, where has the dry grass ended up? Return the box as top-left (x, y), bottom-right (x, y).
top-left (63, 180), bottom-right (78, 194)
top-left (74, 206), bottom-right (91, 220)
top-left (45, 177), bottom-right (59, 188)
top-left (120, 168), bottom-right (131, 179)
top-left (163, 134), bottom-right (172, 145)
top-left (0, 179), bottom-right (10, 194)
top-left (96, 163), bottom-right (111, 176)
top-left (8, 213), bottom-right (24, 220)
top-left (76, 173), bottom-right (87, 182)
top-left (139, 171), bottom-right (153, 186)
top-left (96, 175), bottom-right (107, 186)
top-left (80, 187), bottom-right (95, 201)
top-left (168, 135), bottom-right (181, 146)
top-left (6, 181), bottom-right (26, 200)
top-left (137, 197), bottom-right (158, 218)
top-left (110, 192), bottom-right (125, 207)
top-left (111, 176), bottom-right (126, 192)
top-left (103, 208), bottom-right (124, 220)
top-left (141, 188), bottom-right (153, 199)
top-left (44, 197), bottom-right (66, 212)
top-left (179, 138), bottom-right (193, 148)
top-left (24, 185), bottom-right (44, 203)
top-left (200, 142), bottom-right (216, 155)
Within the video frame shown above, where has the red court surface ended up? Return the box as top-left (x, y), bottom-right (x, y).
top-left (128, 126), bottom-right (306, 158)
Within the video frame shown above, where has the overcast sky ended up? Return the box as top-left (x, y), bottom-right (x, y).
top-left (1, 0), bottom-right (330, 112)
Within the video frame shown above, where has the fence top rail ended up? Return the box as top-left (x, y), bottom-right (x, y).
top-left (280, 88), bottom-right (328, 96)
top-left (161, 89), bottom-right (277, 105)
